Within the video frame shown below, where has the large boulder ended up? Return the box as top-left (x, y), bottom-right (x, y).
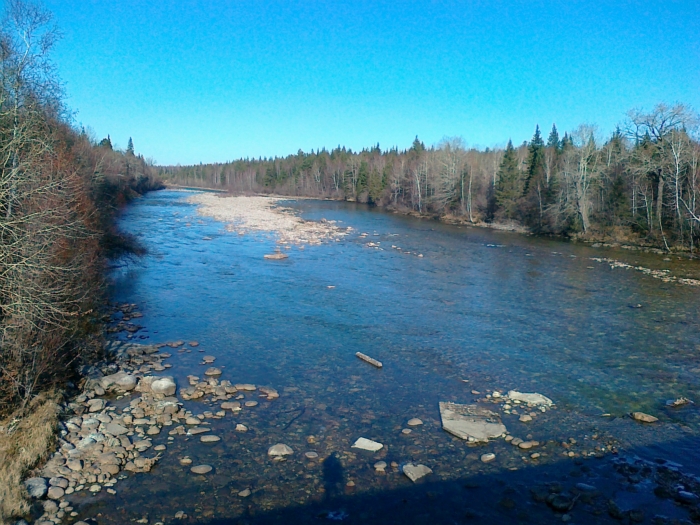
top-left (151, 377), bottom-right (176, 396)
top-left (24, 477), bottom-right (48, 499)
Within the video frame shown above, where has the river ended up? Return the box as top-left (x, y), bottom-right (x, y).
top-left (81, 189), bottom-right (700, 524)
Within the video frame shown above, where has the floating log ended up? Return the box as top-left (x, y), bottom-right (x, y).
top-left (356, 352), bottom-right (382, 368)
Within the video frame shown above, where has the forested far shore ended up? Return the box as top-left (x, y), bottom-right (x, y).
top-left (161, 103), bottom-right (700, 252)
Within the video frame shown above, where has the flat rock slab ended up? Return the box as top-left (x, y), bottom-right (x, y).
top-left (188, 427), bottom-right (211, 435)
top-left (439, 402), bottom-right (506, 443)
top-left (352, 437), bottom-right (384, 452)
top-left (402, 463), bottom-right (432, 482)
top-left (507, 391), bottom-right (553, 406)
top-left (204, 367), bottom-right (222, 376)
top-left (200, 435), bottom-right (221, 443)
top-left (631, 412), bottom-right (658, 423)
top-left (268, 443), bottom-right (293, 456)
top-left (105, 423), bottom-right (129, 436)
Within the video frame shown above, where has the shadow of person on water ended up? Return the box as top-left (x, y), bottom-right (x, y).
top-left (322, 452), bottom-right (345, 501)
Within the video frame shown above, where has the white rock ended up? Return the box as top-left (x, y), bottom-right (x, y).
top-left (352, 437), bottom-right (384, 452)
top-left (116, 374), bottom-right (137, 391)
top-left (267, 443), bottom-right (293, 456)
top-left (402, 463), bottom-right (432, 482)
top-left (407, 418), bottom-right (423, 427)
top-left (507, 391), bottom-right (553, 407)
top-left (481, 453), bottom-right (496, 463)
top-left (151, 377), bottom-right (176, 396)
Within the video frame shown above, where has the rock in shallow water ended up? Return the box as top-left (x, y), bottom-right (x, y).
top-left (407, 418), bottom-right (423, 427)
top-left (200, 435), bottom-right (221, 443)
top-left (402, 463), bottom-right (432, 482)
top-left (480, 453), bottom-right (496, 463)
top-left (191, 465), bottom-right (213, 474)
top-left (631, 412), bottom-right (658, 423)
top-left (439, 402), bottom-right (506, 443)
top-left (151, 377), bottom-right (176, 396)
top-left (351, 437), bottom-right (383, 452)
top-left (268, 443), bottom-right (293, 456)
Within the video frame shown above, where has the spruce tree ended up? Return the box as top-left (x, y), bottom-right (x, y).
top-left (98, 135), bottom-right (112, 149)
top-left (495, 140), bottom-right (521, 220)
top-left (547, 124), bottom-right (560, 151)
top-left (127, 137), bottom-right (134, 155)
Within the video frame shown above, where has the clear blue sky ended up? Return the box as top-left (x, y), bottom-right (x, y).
top-left (43, 0), bottom-right (699, 165)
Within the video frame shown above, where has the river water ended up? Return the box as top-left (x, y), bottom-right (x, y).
top-left (87, 190), bottom-right (700, 524)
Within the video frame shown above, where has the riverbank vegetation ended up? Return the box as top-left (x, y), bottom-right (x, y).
top-left (0, 1), bottom-right (161, 414)
top-left (161, 104), bottom-right (700, 252)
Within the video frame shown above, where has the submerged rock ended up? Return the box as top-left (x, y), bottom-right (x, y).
top-left (351, 437), bottom-right (384, 452)
top-left (631, 412), bottom-right (658, 423)
top-left (439, 402), bottom-right (506, 442)
top-left (402, 463), bottom-right (432, 482)
top-left (268, 443), bottom-right (294, 456)
top-left (190, 465), bottom-right (213, 475)
top-left (407, 418), bottom-right (423, 427)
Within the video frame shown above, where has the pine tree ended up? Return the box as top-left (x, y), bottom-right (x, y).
top-left (522, 125), bottom-right (547, 228)
top-left (127, 137), bottom-right (134, 155)
top-left (495, 140), bottom-right (521, 220)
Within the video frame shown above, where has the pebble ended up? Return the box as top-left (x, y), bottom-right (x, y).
top-left (519, 414), bottom-right (533, 422)
top-left (202, 356), bottom-right (216, 363)
top-left (235, 424), bottom-right (248, 432)
top-left (305, 451), bottom-right (319, 459)
top-left (238, 488), bottom-right (251, 497)
top-left (401, 429), bottom-right (412, 434)
top-left (179, 457), bottom-right (193, 466)
top-left (402, 463), bottom-right (432, 482)
top-left (481, 453), bottom-right (496, 463)
top-left (530, 453), bottom-right (541, 459)
top-left (154, 445), bottom-right (166, 451)
top-left (204, 367), bottom-right (222, 376)
top-left (190, 465), bottom-right (213, 474)
top-left (374, 461), bottom-right (387, 472)
top-left (244, 401), bottom-right (258, 407)
top-left (89, 484), bottom-right (101, 493)
top-left (407, 418), bottom-right (423, 426)
top-left (200, 435), bottom-right (221, 443)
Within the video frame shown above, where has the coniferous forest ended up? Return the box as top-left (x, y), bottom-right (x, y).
top-left (162, 104), bottom-right (700, 252)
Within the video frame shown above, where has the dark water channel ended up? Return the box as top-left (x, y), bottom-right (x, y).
top-left (85, 190), bottom-right (700, 524)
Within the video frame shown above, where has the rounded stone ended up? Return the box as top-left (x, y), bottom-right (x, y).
top-left (191, 465), bottom-right (213, 475)
top-left (304, 451), bottom-right (319, 459)
top-left (238, 488), bottom-right (251, 497)
top-left (374, 461), bottom-right (387, 471)
top-left (47, 486), bottom-right (65, 500)
top-left (244, 401), bottom-right (258, 407)
top-left (480, 453), bottom-right (496, 463)
top-left (200, 435), bottom-right (221, 443)
top-left (151, 377), bottom-right (176, 396)
top-left (407, 418), bottom-right (423, 427)
top-left (204, 367), bottom-right (222, 377)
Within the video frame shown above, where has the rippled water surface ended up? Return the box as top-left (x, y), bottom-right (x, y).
top-left (88, 190), bottom-right (700, 523)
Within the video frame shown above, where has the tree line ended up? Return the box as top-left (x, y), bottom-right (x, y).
top-left (161, 104), bottom-right (700, 252)
top-left (0, 0), bottom-right (161, 414)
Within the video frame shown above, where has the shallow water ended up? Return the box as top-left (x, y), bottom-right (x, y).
top-left (86, 190), bottom-right (700, 523)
